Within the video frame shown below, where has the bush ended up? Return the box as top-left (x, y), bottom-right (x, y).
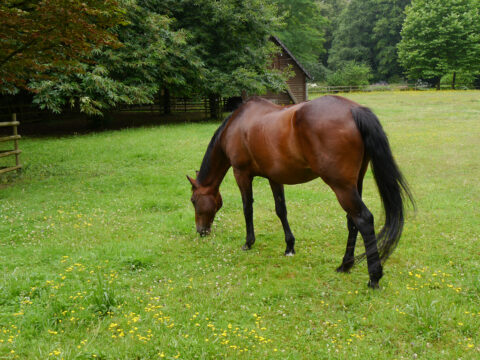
top-left (326, 61), bottom-right (372, 86)
top-left (303, 62), bottom-right (330, 82)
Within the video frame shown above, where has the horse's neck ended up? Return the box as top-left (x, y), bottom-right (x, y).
top-left (199, 142), bottom-right (230, 190)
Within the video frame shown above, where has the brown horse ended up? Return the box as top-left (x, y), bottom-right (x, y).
top-left (187, 96), bottom-right (413, 288)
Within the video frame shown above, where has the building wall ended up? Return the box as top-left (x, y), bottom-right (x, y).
top-left (287, 65), bottom-right (307, 103)
top-left (261, 47), bottom-right (307, 104)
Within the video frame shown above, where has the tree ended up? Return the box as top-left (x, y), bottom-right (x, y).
top-left (372, 0), bottom-right (411, 81)
top-left (0, 0), bottom-right (122, 93)
top-left (28, 0), bottom-right (288, 117)
top-left (398, 0), bottom-right (480, 89)
top-left (318, 0), bottom-right (349, 67)
top-left (274, 0), bottom-right (328, 81)
top-left (328, 0), bottom-right (377, 72)
top-left (326, 61), bottom-right (372, 86)
top-left (155, 0), bottom-right (288, 118)
top-left (30, 1), bottom-right (199, 115)
top-left (328, 0), bottom-right (411, 82)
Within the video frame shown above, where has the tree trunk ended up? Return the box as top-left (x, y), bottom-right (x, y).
top-left (209, 94), bottom-right (221, 119)
top-left (452, 72), bottom-right (456, 90)
top-left (436, 79), bottom-right (440, 90)
top-left (163, 88), bottom-right (171, 115)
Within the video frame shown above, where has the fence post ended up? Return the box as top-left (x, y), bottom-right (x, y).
top-left (12, 113), bottom-right (20, 171)
top-left (0, 113), bottom-right (22, 175)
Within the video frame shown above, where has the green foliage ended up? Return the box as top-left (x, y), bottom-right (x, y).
top-left (274, 0), bottom-right (328, 81)
top-left (318, 0), bottom-right (349, 68)
top-left (0, 0), bottom-right (122, 93)
top-left (162, 0), bottom-right (287, 98)
top-left (328, 0), bottom-right (411, 81)
top-left (328, 0), bottom-right (376, 71)
top-left (29, 1), bottom-right (199, 115)
top-left (326, 61), bottom-right (372, 86)
top-left (372, 0), bottom-right (411, 80)
top-left (30, 65), bottom-right (156, 116)
top-left (398, 0), bottom-right (480, 85)
top-left (26, 0), bottom-right (288, 114)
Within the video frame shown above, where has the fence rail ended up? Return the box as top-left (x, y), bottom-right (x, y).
top-left (308, 83), bottom-right (476, 95)
top-left (0, 113), bottom-right (22, 175)
top-left (118, 96), bottom-right (211, 115)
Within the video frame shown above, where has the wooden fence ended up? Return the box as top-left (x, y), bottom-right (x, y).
top-left (0, 114), bottom-right (22, 175)
top-left (118, 96), bottom-right (212, 115)
top-left (308, 83), bottom-right (475, 96)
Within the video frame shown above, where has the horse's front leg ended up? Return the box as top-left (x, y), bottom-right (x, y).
top-left (269, 180), bottom-right (295, 256)
top-left (233, 169), bottom-right (255, 250)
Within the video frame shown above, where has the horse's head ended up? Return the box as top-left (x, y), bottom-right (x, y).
top-left (187, 175), bottom-right (223, 236)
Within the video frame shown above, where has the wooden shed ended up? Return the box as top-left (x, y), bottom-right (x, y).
top-left (261, 36), bottom-right (312, 105)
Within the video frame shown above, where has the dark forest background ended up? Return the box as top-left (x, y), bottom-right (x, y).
top-left (1, 0), bottom-right (479, 116)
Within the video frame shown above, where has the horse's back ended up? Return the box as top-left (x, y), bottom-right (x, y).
top-left (223, 96), bottom-right (365, 186)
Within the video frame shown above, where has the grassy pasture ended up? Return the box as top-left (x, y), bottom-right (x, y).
top-left (0, 91), bottom-right (479, 359)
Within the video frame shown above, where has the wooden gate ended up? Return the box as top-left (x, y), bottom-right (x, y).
top-left (0, 113), bottom-right (22, 175)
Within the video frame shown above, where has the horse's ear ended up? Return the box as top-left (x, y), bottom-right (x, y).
top-left (195, 170), bottom-right (199, 177)
top-left (186, 175), bottom-right (198, 189)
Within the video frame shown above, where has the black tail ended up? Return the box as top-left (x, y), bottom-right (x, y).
top-left (352, 106), bottom-right (414, 264)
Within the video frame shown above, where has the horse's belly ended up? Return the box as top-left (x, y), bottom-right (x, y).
top-left (260, 164), bottom-right (318, 185)
top-left (247, 134), bottom-right (316, 184)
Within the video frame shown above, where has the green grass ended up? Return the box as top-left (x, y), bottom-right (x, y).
top-left (1, 90), bottom-right (479, 359)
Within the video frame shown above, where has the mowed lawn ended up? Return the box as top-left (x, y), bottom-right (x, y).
top-left (0, 91), bottom-right (479, 359)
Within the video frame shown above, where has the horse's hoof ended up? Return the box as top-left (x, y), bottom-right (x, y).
top-left (367, 280), bottom-right (380, 289)
top-left (336, 262), bottom-right (353, 273)
top-left (242, 244), bottom-right (252, 251)
top-left (284, 250), bottom-right (295, 256)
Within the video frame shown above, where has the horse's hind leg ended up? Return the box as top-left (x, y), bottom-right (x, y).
top-left (333, 185), bottom-right (383, 288)
top-left (336, 163), bottom-right (367, 273)
top-left (269, 180), bottom-right (295, 256)
top-left (336, 215), bottom-right (358, 273)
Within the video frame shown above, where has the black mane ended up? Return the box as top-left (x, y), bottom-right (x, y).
top-left (196, 113), bottom-right (233, 184)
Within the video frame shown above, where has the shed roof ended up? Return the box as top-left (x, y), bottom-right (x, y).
top-left (270, 36), bottom-right (312, 80)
